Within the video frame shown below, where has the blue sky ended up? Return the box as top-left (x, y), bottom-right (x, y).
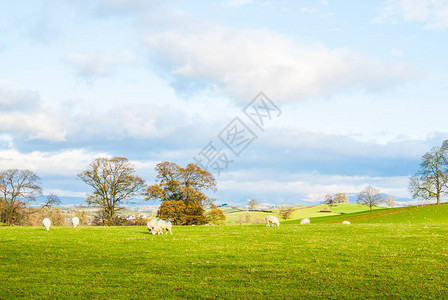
top-left (0, 0), bottom-right (448, 206)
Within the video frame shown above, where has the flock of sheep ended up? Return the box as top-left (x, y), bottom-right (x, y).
top-left (41, 216), bottom-right (173, 234)
top-left (41, 215), bottom-right (350, 231)
top-left (42, 216), bottom-right (79, 230)
top-left (265, 215), bottom-right (350, 227)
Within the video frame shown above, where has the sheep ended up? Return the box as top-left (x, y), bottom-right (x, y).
top-left (300, 218), bottom-right (310, 225)
top-left (71, 217), bottom-right (80, 228)
top-left (265, 215), bottom-right (280, 227)
top-left (42, 218), bottom-right (51, 231)
top-left (152, 220), bottom-right (172, 235)
top-left (342, 221), bottom-right (351, 225)
top-left (147, 218), bottom-right (161, 234)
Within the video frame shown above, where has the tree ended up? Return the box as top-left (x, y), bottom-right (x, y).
top-left (145, 162), bottom-right (217, 225)
top-left (324, 194), bottom-right (334, 205)
top-left (357, 186), bottom-right (384, 214)
top-left (75, 210), bottom-right (89, 226)
top-left (245, 211), bottom-right (252, 223)
top-left (384, 196), bottom-right (396, 208)
top-left (205, 204), bottom-right (226, 225)
top-left (0, 169), bottom-right (43, 225)
top-left (334, 193), bottom-right (349, 203)
top-left (409, 142), bottom-right (448, 205)
top-left (279, 207), bottom-right (294, 220)
top-left (249, 199), bottom-right (258, 209)
top-left (78, 157), bottom-right (145, 224)
top-left (237, 214), bottom-right (245, 225)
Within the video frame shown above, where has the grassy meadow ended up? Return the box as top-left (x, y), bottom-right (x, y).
top-left (226, 203), bottom-right (385, 224)
top-left (1, 219), bottom-right (448, 299)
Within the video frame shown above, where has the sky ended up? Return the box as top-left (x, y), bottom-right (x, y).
top-left (0, 0), bottom-right (448, 206)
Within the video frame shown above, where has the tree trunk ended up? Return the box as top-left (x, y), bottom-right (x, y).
top-left (106, 209), bottom-right (114, 224)
top-left (370, 205), bottom-right (373, 214)
top-left (437, 193), bottom-right (441, 205)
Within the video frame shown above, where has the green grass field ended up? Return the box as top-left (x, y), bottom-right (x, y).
top-left (1, 222), bottom-right (447, 299)
top-left (282, 203), bottom-right (448, 225)
top-left (226, 204), bottom-right (383, 224)
top-left (354, 203), bottom-right (448, 224)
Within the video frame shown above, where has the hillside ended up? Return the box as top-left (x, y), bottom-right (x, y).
top-left (354, 203), bottom-right (448, 224)
top-left (224, 203), bottom-right (382, 224)
top-left (286, 203), bottom-right (448, 224)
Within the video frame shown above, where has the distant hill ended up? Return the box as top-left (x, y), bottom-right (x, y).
top-left (354, 203), bottom-right (448, 224)
top-left (283, 203), bottom-right (448, 224)
top-left (225, 203), bottom-right (381, 224)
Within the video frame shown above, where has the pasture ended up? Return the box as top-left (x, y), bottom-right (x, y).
top-left (224, 203), bottom-right (383, 224)
top-left (1, 223), bottom-right (447, 299)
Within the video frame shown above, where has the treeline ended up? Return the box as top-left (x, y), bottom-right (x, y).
top-left (0, 159), bottom-right (225, 226)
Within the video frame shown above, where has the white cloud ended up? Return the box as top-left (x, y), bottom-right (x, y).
top-left (219, 170), bottom-right (411, 203)
top-left (224, 0), bottom-right (253, 7)
top-left (0, 148), bottom-right (109, 176)
top-left (95, 0), bottom-right (160, 15)
top-left (0, 83), bottom-right (66, 141)
top-left (375, 0), bottom-right (448, 30)
top-left (67, 52), bottom-right (137, 80)
top-left (145, 26), bottom-right (415, 102)
top-left (390, 49), bottom-right (403, 57)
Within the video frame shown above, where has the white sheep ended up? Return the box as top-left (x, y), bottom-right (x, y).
top-left (71, 217), bottom-right (80, 228)
top-left (265, 215), bottom-right (280, 227)
top-left (147, 218), bottom-right (161, 234)
top-left (342, 221), bottom-right (351, 225)
top-left (152, 220), bottom-right (172, 235)
top-left (300, 218), bottom-right (310, 225)
top-left (42, 218), bottom-right (51, 231)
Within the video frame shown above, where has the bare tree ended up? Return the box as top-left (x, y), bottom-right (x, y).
top-left (0, 169), bottom-right (43, 225)
top-left (279, 207), bottom-right (294, 220)
top-left (324, 194), bottom-right (333, 205)
top-left (78, 157), bottom-right (145, 224)
top-left (245, 211), bottom-right (252, 223)
top-left (249, 198), bottom-right (258, 209)
top-left (409, 143), bottom-right (448, 205)
top-left (384, 196), bottom-right (396, 208)
top-left (357, 186), bottom-right (384, 214)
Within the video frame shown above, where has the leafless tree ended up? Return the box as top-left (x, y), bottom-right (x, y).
top-left (0, 169), bottom-right (43, 225)
top-left (78, 157), bottom-right (145, 224)
top-left (279, 207), bottom-right (294, 220)
top-left (249, 198), bottom-right (258, 209)
top-left (409, 142), bottom-right (448, 205)
top-left (384, 196), bottom-right (396, 208)
top-left (324, 194), bottom-right (333, 205)
top-left (357, 186), bottom-right (384, 214)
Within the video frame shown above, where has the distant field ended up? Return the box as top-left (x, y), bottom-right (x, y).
top-left (1, 224), bottom-right (447, 298)
top-left (355, 203), bottom-right (448, 224)
top-left (225, 204), bottom-right (381, 224)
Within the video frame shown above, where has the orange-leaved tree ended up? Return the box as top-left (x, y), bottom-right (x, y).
top-left (144, 162), bottom-right (217, 225)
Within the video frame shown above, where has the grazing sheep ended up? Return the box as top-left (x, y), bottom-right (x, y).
top-left (147, 218), bottom-right (161, 234)
top-left (342, 221), bottom-right (351, 225)
top-left (42, 218), bottom-right (51, 231)
top-left (71, 217), bottom-right (80, 228)
top-left (265, 215), bottom-right (280, 227)
top-left (152, 220), bottom-right (172, 235)
top-left (300, 218), bottom-right (310, 225)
